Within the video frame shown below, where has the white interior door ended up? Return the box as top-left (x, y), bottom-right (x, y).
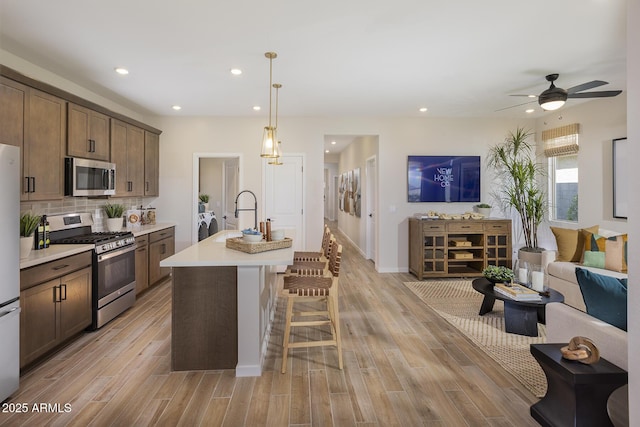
top-left (223, 158), bottom-right (239, 230)
top-left (366, 155), bottom-right (377, 262)
top-left (264, 154), bottom-right (304, 252)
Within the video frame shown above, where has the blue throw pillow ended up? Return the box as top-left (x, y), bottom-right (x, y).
top-left (575, 267), bottom-right (627, 331)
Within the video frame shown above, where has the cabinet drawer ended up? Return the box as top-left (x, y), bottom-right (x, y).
top-left (422, 223), bottom-right (445, 233)
top-left (20, 251), bottom-right (92, 291)
top-left (447, 222), bottom-right (484, 233)
top-left (149, 227), bottom-right (174, 244)
top-left (484, 222), bottom-right (510, 233)
top-left (135, 235), bottom-right (149, 246)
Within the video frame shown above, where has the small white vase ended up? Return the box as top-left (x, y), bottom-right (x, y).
top-left (20, 236), bottom-right (33, 259)
top-left (106, 217), bottom-right (123, 232)
top-left (203, 203), bottom-right (210, 212)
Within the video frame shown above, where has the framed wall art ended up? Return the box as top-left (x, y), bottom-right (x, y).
top-left (613, 137), bottom-right (628, 219)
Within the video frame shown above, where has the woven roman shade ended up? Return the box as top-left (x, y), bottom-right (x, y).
top-left (542, 123), bottom-right (580, 157)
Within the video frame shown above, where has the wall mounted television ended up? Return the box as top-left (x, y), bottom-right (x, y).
top-left (407, 155), bottom-right (481, 202)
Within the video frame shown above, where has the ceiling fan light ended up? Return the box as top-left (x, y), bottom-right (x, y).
top-left (260, 126), bottom-right (278, 157)
top-left (538, 86), bottom-right (568, 111)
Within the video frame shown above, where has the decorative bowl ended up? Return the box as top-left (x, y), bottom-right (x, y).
top-left (271, 229), bottom-right (285, 241)
top-left (242, 232), bottom-right (263, 243)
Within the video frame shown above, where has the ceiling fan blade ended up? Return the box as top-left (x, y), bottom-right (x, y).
top-left (495, 99), bottom-right (536, 112)
top-left (566, 80), bottom-right (608, 94)
top-left (509, 94), bottom-right (538, 98)
top-left (567, 90), bottom-right (622, 98)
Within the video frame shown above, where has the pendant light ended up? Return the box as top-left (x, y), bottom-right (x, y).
top-left (268, 83), bottom-right (284, 165)
top-left (260, 52), bottom-right (279, 158)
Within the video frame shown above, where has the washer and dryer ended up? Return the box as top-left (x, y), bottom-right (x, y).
top-left (197, 211), bottom-right (218, 241)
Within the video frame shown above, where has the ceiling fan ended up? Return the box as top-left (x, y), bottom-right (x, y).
top-left (497, 73), bottom-right (622, 112)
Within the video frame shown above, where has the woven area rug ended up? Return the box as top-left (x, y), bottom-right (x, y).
top-left (404, 280), bottom-right (547, 397)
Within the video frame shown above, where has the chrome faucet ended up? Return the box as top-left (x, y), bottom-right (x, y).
top-left (234, 190), bottom-right (258, 230)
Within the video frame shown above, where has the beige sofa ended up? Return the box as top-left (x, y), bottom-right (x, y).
top-left (543, 248), bottom-right (628, 371)
top-left (542, 250), bottom-right (628, 312)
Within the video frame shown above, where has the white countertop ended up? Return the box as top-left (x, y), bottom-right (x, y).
top-left (161, 234), bottom-right (293, 267)
top-left (19, 244), bottom-right (94, 269)
top-left (20, 222), bottom-right (176, 270)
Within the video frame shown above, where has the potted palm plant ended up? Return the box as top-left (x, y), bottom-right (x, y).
top-left (104, 203), bottom-right (125, 232)
top-left (20, 212), bottom-right (41, 258)
top-left (487, 127), bottom-right (546, 263)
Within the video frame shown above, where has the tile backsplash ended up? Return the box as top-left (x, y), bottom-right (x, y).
top-left (21, 197), bottom-right (157, 232)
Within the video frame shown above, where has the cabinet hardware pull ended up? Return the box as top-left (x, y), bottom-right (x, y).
top-left (87, 139), bottom-right (92, 152)
top-left (24, 177), bottom-right (30, 193)
top-left (61, 284), bottom-right (67, 301)
top-left (52, 264), bottom-right (69, 270)
top-left (31, 177), bottom-right (36, 193)
top-left (146, 182), bottom-right (149, 192)
top-left (161, 243), bottom-right (166, 255)
top-left (53, 286), bottom-right (57, 303)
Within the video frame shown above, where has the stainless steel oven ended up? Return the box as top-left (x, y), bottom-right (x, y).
top-left (49, 213), bottom-right (137, 330)
top-left (95, 244), bottom-right (136, 329)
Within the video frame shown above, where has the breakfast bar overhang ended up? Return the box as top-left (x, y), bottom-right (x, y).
top-left (160, 233), bottom-right (293, 377)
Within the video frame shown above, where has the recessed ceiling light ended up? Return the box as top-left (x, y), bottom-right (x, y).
top-left (525, 108), bottom-right (535, 113)
top-left (172, 105), bottom-right (182, 111)
top-left (114, 67), bottom-right (129, 75)
top-left (325, 150), bottom-right (330, 153)
top-left (253, 106), bottom-right (261, 111)
top-left (331, 141), bottom-right (336, 145)
top-left (230, 68), bottom-right (242, 75)
top-left (419, 107), bottom-right (428, 112)
top-left (528, 95), bottom-right (536, 98)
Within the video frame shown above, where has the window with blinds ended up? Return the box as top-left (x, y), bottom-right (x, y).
top-left (544, 123), bottom-right (580, 222)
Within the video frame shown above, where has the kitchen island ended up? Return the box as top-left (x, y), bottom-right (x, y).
top-left (160, 232), bottom-right (293, 377)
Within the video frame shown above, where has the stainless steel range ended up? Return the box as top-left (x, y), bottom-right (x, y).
top-left (49, 213), bottom-right (136, 330)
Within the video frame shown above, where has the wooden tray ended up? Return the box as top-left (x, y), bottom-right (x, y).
top-left (226, 237), bottom-right (292, 254)
top-left (449, 250), bottom-right (473, 259)
top-left (449, 237), bottom-right (471, 247)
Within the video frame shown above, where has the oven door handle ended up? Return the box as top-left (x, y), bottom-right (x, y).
top-left (97, 244), bottom-right (137, 262)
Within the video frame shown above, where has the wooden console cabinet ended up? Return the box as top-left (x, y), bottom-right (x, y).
top-left (409, 217), bottom-right (512, 279)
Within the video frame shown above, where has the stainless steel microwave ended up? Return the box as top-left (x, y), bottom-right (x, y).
top-left (65, 157), bottom-right (116, 196)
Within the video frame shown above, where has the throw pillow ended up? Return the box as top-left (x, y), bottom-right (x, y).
top-left (551, 225), bottom-right (599, 262)
top-left (575, 267), bottom-right (627, 331)
top-left (582, 251), bottom-right (606, 269)
top-left (581, 230), bottom-right (628, 272)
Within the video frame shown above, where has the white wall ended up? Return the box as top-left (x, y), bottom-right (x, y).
top-left (324, 162), bottom-right (338, 221)
top-left (199, 158), bottom-right (224, 213)
top-left (535, 93), bottom-right (627, 236)
top-left (626, 0), bottom-right (638, 423)
top-left (337, 136), bottom-right (378, 255)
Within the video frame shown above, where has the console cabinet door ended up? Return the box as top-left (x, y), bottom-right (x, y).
top-left (144, 131), bottom-right (159, 196)
top-left (135, 235), bottom-right (149, 295)
top-left (24, 89), bottom-right (66, 201)
top-left (59, 267), bottom-right (92, 340)
top-left (111, 119), bottom-right (144, 196)
top-left (68, 103), bottom-right (110, 161)
top-left (0, 76), bottom-right (26, 148)
top-left (20, 279), bottom-right (59, 367)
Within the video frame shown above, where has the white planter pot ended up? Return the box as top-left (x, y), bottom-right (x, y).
top-left (203, 203), bottom-right (210, 212)
top-left (20, 236), bottom-right (33, 259)
top-left (106, 217), bottom-right (123, 232)
top-left (477, 207), bottom-right (491, 217)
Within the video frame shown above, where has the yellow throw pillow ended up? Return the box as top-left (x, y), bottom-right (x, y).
top-left (550, 225), bottom-right (599, 262)
top-left (582, 230), bottom-right (628, 273)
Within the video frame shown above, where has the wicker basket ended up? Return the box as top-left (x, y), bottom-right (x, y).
top-left (226, 237), bottom-right (292, 254)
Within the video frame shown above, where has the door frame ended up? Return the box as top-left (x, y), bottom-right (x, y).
top-left (192, 152), bottom-right (243, 244)
top-left (365, 155), bottom-right (377, 263)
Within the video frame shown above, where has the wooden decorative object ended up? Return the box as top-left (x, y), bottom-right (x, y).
top-left (561, 336), bottom-right (600, 364)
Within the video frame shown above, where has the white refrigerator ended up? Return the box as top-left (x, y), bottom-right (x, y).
top-left (0, 143), bottom-right (20, 402)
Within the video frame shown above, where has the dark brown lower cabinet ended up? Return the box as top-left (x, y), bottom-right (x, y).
top-left (148, 227), bottom-right (175, 286)
top-left (135, 235), bottom-right (149, 295)
top-left (20, 265), bottom-right (92, 368)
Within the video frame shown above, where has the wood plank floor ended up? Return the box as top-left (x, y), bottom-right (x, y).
top-left (1, 225), bottom-right (539, 426)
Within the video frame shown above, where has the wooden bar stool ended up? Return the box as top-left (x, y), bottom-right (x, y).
top-left (293, 225), bottom-right (331, 262)
top-left (285, 235), bottom-right (334, 276)
top-left (281, 240), bottom-right (342, 373)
